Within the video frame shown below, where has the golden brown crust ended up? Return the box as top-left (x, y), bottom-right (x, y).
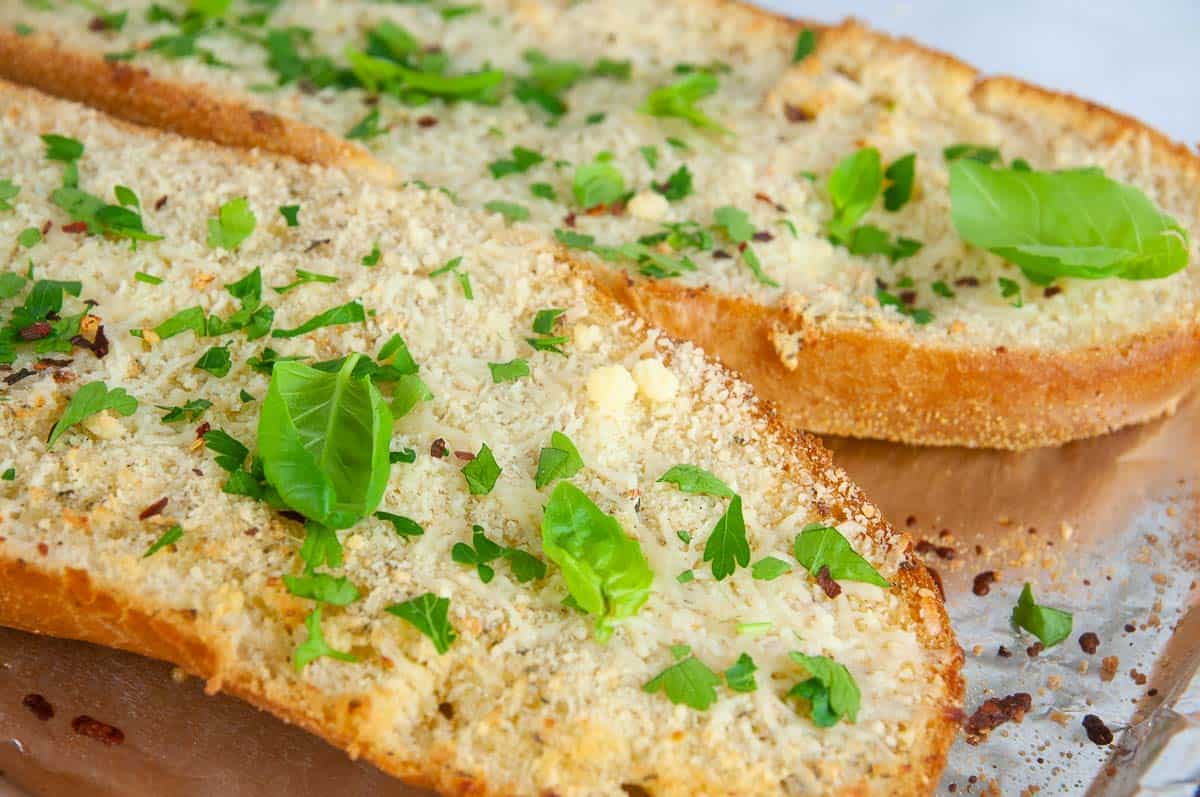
top-left (0, 29), bottom-right (390, 180)
top-left (606, 272), bottom-right (1200, 449)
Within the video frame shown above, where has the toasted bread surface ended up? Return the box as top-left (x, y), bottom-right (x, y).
top-left (0, 0), bottom-right (1196, 448)
top-left (0, 82), bottom-right (961, 796)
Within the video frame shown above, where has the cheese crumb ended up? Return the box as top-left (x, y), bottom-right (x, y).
top-left (82, 411), bottom-right (124, 441)
top-left (573, 324), bottom-right (602, 351)
top-left (627, 191), bottom-right (668, 221)
top-left (586, 365), bottom-right (636, 413)
top-left (631, 358), bottom-right (678, 404)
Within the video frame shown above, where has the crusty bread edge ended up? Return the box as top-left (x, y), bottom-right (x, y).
top-left (1, 10), bottom-right (1195, 448)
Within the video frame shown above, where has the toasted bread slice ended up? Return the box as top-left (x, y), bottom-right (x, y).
top-left (1, 1), bottom-right (1196, 449)
top-left (0, 82), bottom-right (960, 796)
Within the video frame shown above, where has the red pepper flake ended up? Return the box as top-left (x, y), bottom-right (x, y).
top-left (22, 693), bottom-right (54, 721)
top-left (783, 103), bottom-right (813, 123)
top-left (1078, 632), bottom-right (1100, 655)
top-left (963, 692), bottom-right (1032, 744)
top-left (954, 276), bottom-right (980, 287)
top-left (71, 715), bottom-right (125, 746)
top-left (71, 324), bottom-right (110, 359)
top-left (430, 438), bottom-right (448, 458)
top-left (899, 290), bottom-right (917, 306)
top-left (139, 497), bottom-right (169, 520)
top-left (815, 565), bottom-right (842, 599)
top-left (905, 515), bottom-right (916, 526)
top-left (417, 115), bottom-right (438, 128)
top-left (37, 542), bottom-right (48, 556)
top-left (972, 570), bottom-right (996, 596)
top-left (1082, 714), bottom-right (1114, 746)
top-left (4, 368), bottom-right (35, 386)
top-left (244, 527), bottom-right (259, 536)
top-left (62, 221), bottom-right (89, 234)
top-left (751, 230), bottom-right (774, 243)
top-left (712, 250), bottom-right (732, 259)
top-left (41, 220), bottom-right (52, 235)
top-left (753, 192), bottom-right (787, 212)
top-left (737, 241), bottom-right (747, 253)
top-left (195, 422), bottom-right (211, 439)
top-left (1124, 623), bottom-right (1136, 633)
top-left (1043, 285), bottom-right (1062, 298)
top-left (34, 358), bottom-right (72, 369)
top-left (562, 211), bottom-right (576, 228)
top-left (88, 15), bottom-right (110, 31)
top-left (454, 450), bottom-right (476, 461)
top-left (154, 195), bottom-right (168, 211)
top-left (18, 321), bottom-right (52, 341)
top-left (1026, 642), bottom-right (1043, 658)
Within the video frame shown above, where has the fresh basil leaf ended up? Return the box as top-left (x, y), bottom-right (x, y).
top-left (643, 648), bottom-right (722, 710)
top-left (657, 464), bottom-right (734, 497)
top-left (793, 523), bottom-right (889, 587)
top-left (293, 606), bottom-right (356, 671)
top-left (787, 651), bottom-right (860, 727)
top-left (271, 301), bottom-right (365, 339)
top-left (488, 358), bottom-right (529, 383)
top-left (1011, 583), bottom-right (1073, 647)
top-left (573, 158), bottom-right (625, 209)
top-left (489, 146), bottom-right (544, 179)
top-left (653, 164), bottom-right (693, 201)
top-left (143, 524), bottom-right (183, 558)
top-left (195, 345), bottom-right (232, 377)
top-left (792, 28), bottom-right (817, 63)
top-left (461, 443), bottom-right (501, 495)
top-left (484, 200), bottom-right (530, 222)
top-left (258, 354), bottom-right (393, 529)
top-left (883, 153), bottom-right (915, 211)
top-left (534, 431), bottom-right (584, 488)
top-left (46, 381), bottom-right (138, 449)
top-left (390, 373), bottom-right (433, 417)
top-left (751, 556), bottom-right (790, 581)
top-left (640, 71), bottom-right (729, 135)
top-left (949, 160), bottom-right (1189, 282)
top-left (541, 482), bottom-right (654, 641)
top-left (206, 197), bottom-right (256, 251)
top-left (724, 652), bottom-right (758, 693)
top-left (827, 148), bottom-right (882, 240)
top-left (375, 510), bottom-right (424, 540)
top-left (283, 572), bottom-right (359, 606)
top-left (704, 494), bottom-right (749, 581)
top-left (385, 592), bottom-right (457, 654)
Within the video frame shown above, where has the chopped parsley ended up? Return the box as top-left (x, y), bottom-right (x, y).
top-left (361, 242), bottom-right (382, 267)
top-left (385, 593), bottom-right (457, 654)
top-left (282, 572), bottom-right (359, 606)
top-left (452, 524), bottom-right (547, 584)
top-left (488, 358), bottom-right (530, 383)
top-left (17, 227), bottom-right (41, 248)
top-left (279, 204), bottom-right (300, 226)
top-left (158, 398), bottom-right (212, 423)
top-left (943, 143), bottom-right (1002, 165)
top-left (195, 345), bottom-right (232, 377)
top-left (724, 653), bottom-right (758, 693)
top-left (488, 146), bottom-right (544, 179)
top-left (271, 301), bottom-right (365, 339)
top-left (461, 442), bottom-right (501, 495)
top-left (429, 255), bottom-right (464, 277)
top-left (375, 510), bottom-right (424, 540)
top-left (751, 556), bottom-right (791, 581)
top-left (484, 200), bottom-right (530, 222)
top-left (639, 145), bottom-right (658, 169)
top-left (293, 606), bottom-right (357, 671)
top-left (657, 464), bottom-right (733, 497)
top-left (999, 277), bottom-right (1023, 307)
top-left (640, 71), bottom-right (729, 135)
top-left (0, 179), bottom-right (18, 212)
top-left (206, 197), bottom-right (256, 251)
top-left (1, 468), bottom-right (13, 481)
top-left (931, 280), bottom-right (955, 299)
top-left (1011, 583), bottom-right (1073, 647)
top-left (793, 28), bottom-right (818, 63)
top-left (134, 271), bottom-right (164, 285)
top-left (876, 288), bottom-right (932, 324)
top-left (653, 164), bottom-right (693, 201)
top-left (143, 525), bottom-right (183, 558)
top-left (705, 494), bottom-right (749, 581)
top-left (643, 645), bottom-right (722, 710)
top-left (793, 523), bottom-right (889, 587)
top-left (272, 269), bottom-right (338, 295)
top-left (346, 108), bottom-right (385, 140)
top-left (572, 155), bottom-right (626, 209)
top-left (787, 652), bottom-right (861, 727)
top-left (530, 182), bottom-right (557, 201)
top-left (534, 431), bottom-right (584, 488)
top-left (882, 153), bottom-right (916, 211)
top-left (46, 381), bottom-right (138, 449)
top-left (712, 206), bottom-right (778, 286)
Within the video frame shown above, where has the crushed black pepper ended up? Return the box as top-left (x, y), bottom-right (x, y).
top-left (1082, 714), bottom-right (1114, 746)
top-left (972, 570), bottom-right (996, 596)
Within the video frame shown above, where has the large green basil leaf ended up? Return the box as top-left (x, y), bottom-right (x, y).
top-left (950, 160), bottom-right (1190, 283)
top-left (259, 354), bottom-right (392, 529)
top-left (541, 482), bottom-right (654, 641)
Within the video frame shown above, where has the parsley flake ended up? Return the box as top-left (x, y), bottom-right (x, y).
top-left (534, 431), bottom-right (584, 488)
top-left (488, 358), bottom-right (530, 383)
top-left (704, 494), bottom-right (750, 581)
top-left (46, 381), bottom-right (138, 449)
top-left (143, 524), bottom-right (183, 558)
top-left (206, 197), bottom-right (256, 251)
top-left (385, 593), bottom-right (457, 654)
top-left (293, 606), bottom-right (357, 671)
top-left (461, 443), bottom-right (501, 494)
top-left (643, 646), bottom-right (722, 710)
top-left (1011, 583), bottom-right (1073, 647)
top-left (793, 523), bottom-right (888, 587)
